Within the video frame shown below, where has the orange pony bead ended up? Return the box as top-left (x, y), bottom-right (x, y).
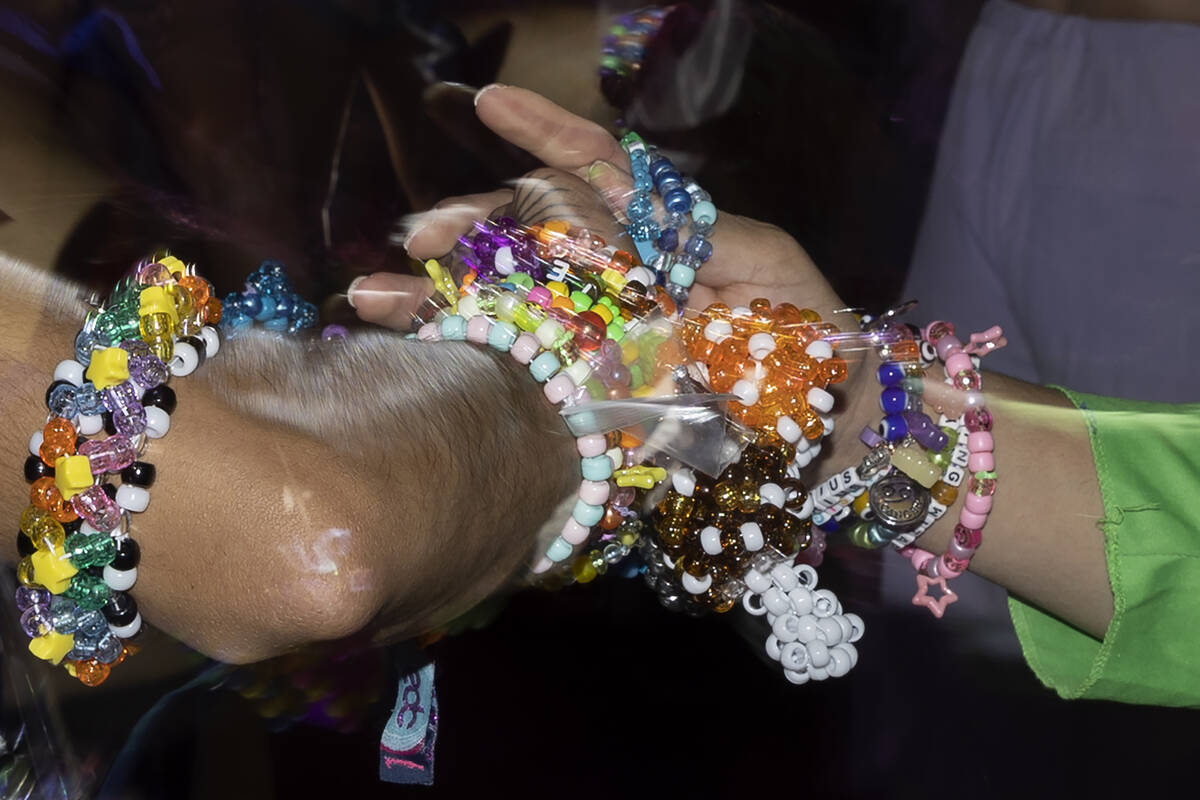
top-left (74, 659), bottom-right (110, 687)
top-left (39, 418), bottom-right (77, 467)
top-left (178, 274), bottom-right (211, 307)
top-left (30, 477), bottom-right (64, 514)
top-left (204, 295), bottom-right (223, 324)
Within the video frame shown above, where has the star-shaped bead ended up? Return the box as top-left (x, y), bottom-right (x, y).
top-left (32, 548), bottom-right (78, 594)
top-left (29, 631), bottom-right (75, 664)
top-left (912, 574), bottom-right (958, 618)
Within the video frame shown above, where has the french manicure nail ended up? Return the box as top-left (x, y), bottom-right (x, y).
top-left (346, 275), bottom-right (368, 309)
top-left (473, 83), bottom-right (507, 107)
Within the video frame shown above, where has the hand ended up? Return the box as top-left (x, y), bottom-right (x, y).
top-left (350, 85), bottom-right (881, 468)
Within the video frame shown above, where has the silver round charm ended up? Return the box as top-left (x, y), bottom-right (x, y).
top-left (868, 473), bottom-right (930, 533)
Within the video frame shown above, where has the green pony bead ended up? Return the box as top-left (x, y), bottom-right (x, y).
top-left (929, 426), bottom-right (959, 470)
top-left (513, 303), bottom-right (544, 332)
top-left (65, 532), bottom-right (116, 570)
top-left (507, 272), bottom-right (534, 290)
top-left (845, 519), bottom-right (878, 550)
top-left (569, 291), bottom-right (593, 312)
top-left (606, 322), bottom-right (625, 342)
top-left (64, 572), bottom-right (111, 610)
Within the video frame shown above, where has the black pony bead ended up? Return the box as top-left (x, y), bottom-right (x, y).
top-left (103, 591), bottom-right (138, 626)
top-left (103, 412), bottom-right (117, 436)
top-left (120, 461), bottom-right (156, 488)
top-left (111, 537), bottom-right (140, 571)
top-left (61, 518), bottom-right (81, 535)
top-left (17, 532), bottom-right (35, 557)
top-left (141, 385), bottom-right (177, 415)
top-left (24, 454), bottom-right (53, 482)
top-left (101, 483), bottom-right (117, 500)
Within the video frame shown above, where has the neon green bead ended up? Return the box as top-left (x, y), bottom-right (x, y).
top-left (507, 273), bottom-right (534, 290)
top-left (570, 291), bottom-right (593, 312)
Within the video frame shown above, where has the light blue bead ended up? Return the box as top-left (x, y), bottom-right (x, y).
top-left (253, 295), bottom-right (276, 322)
top-left (626, 194), bottom-right (654, 222)
top-left (572, 500), bottom-right (605, 527)
top-left (546, 536), bottom-right (573, 563)
top-left (440, 315), bottom-right (467, 340)
top-left (669, 264), bottom-right (696, 288)
top-left (487, 320), bottom-right (519, 352)
top-left (634, 238), bottom-right (659, 266)
top-left (692, 200), bottom-right (717, 225)
top-left (581, 454), bottom-right (614, 481)
top-left (565, 409), bottom-right (599, 432)
top-left (529, 351), bottom-right (561, 382)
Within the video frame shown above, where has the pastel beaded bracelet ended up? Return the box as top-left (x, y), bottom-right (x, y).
top-left (16, 254), bottom-right (222, 685)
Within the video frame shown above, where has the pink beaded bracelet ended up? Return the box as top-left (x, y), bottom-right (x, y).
top-left (901, 320), bottom-right (1004, 618)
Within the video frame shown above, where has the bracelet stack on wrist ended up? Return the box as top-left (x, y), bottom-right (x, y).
top-left (16, 254), bottom-right (221, 685)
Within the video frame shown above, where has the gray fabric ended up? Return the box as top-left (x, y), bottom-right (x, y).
top-left (902, 0), bottom-right (1200, 402)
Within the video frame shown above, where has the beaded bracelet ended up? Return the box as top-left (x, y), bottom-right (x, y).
top-left (598, 5), bottom-right (677, 127)
top-left (15, 254), bottom-right (221, 685)
top-left (620, 132), bottom-right (717, 309)
top-left (898, 321), bottom-right (1005, 617)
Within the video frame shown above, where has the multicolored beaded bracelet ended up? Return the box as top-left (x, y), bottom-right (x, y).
top-left (16, 254), bottom-right (221, 685)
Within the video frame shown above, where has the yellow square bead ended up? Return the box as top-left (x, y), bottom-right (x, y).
top-left (54, 455), bottom-right (94, 500)
top-left (139, 285), bottom-right (180, 325)
top-left (546, 281), bottom-right (569, 298)
top-left (84, 347), bottom-right (130, 390)
top-left (31, 548), bottom-right (77, 594)
top-left (29, 631), bottom-right (75, 664)
top-left (601, 268), bottom-right (628, 293)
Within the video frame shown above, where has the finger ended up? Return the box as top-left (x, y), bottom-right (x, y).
top-left (348, 272), bottom-right (435, 331)
top-left (584, 159), bottom-right (637, 223)
top-left (474, 85), bottom-right (627, 174)
top-left (403, 189), bottom-right (513, 259)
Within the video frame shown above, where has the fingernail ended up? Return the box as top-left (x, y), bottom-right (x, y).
top-left (346, 275), bottom-right (368, 309)
top-left (437, 81), bottom-right (475, 92)
top-left (473, 83), bottom-right (507, 107)
top-left (587, 160), bottom-right (617, 181)
top-left (401, 220), bottom-right (427, 255)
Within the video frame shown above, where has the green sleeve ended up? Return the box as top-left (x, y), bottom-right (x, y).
top-left (1007, 389), bottom-right (1200, 707)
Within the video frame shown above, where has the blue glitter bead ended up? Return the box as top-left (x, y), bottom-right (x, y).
top-left (628, 221), bottom-right (660, 242)
top-left (626, 194), bottom-right (655, 222)
top-left (684, 235), bottom-right (713, 262)
top-left (663, 187), bottom-right (692, 214)
top-left (273, 294), bottom-right (294, 317)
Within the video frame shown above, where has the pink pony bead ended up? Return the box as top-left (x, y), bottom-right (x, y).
top-left (525, 286), bottom-right (553, 308)
top-left (967, 431), bottom-right (994, 453)
top-left (543, 373), bottom-right (576, 404)
top-left (968, 451), bottom-right (996, 473)
top-left (71, 485), bottom-right (122, 532)
top-left (958, 508), bottom-right (988, 530)
top-left (578, 480), bottom-right (611, 505)
top-left (948, 537), bottom-right (977, 561)
top-left (953, 523), bottom-right (983, 549)
top-left (576, 434), bottom-right (606, 457)
top-left (416, 322), bottom-right (442, 342)
top-left (509, 333), bottom-right (540, 365)
top-left (531, 556), bottom-right (553, 574)
top-left (561, 517), bottom-right (592, 545)
top-left (941, 554), bottom-right (967, 577)
top-left (465, 315), bottom-right (491, 344)
top-left (943, 351), bottom-right (973, 377)
top-left (964, 492), bottom-right (994, 515)
top-left (935, 335), bottom-right (963, 361)
top-left (78, 436), bottom-right (136, 475)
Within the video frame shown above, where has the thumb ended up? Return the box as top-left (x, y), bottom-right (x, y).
top-left (585, 159), bottom-right (635, 224)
